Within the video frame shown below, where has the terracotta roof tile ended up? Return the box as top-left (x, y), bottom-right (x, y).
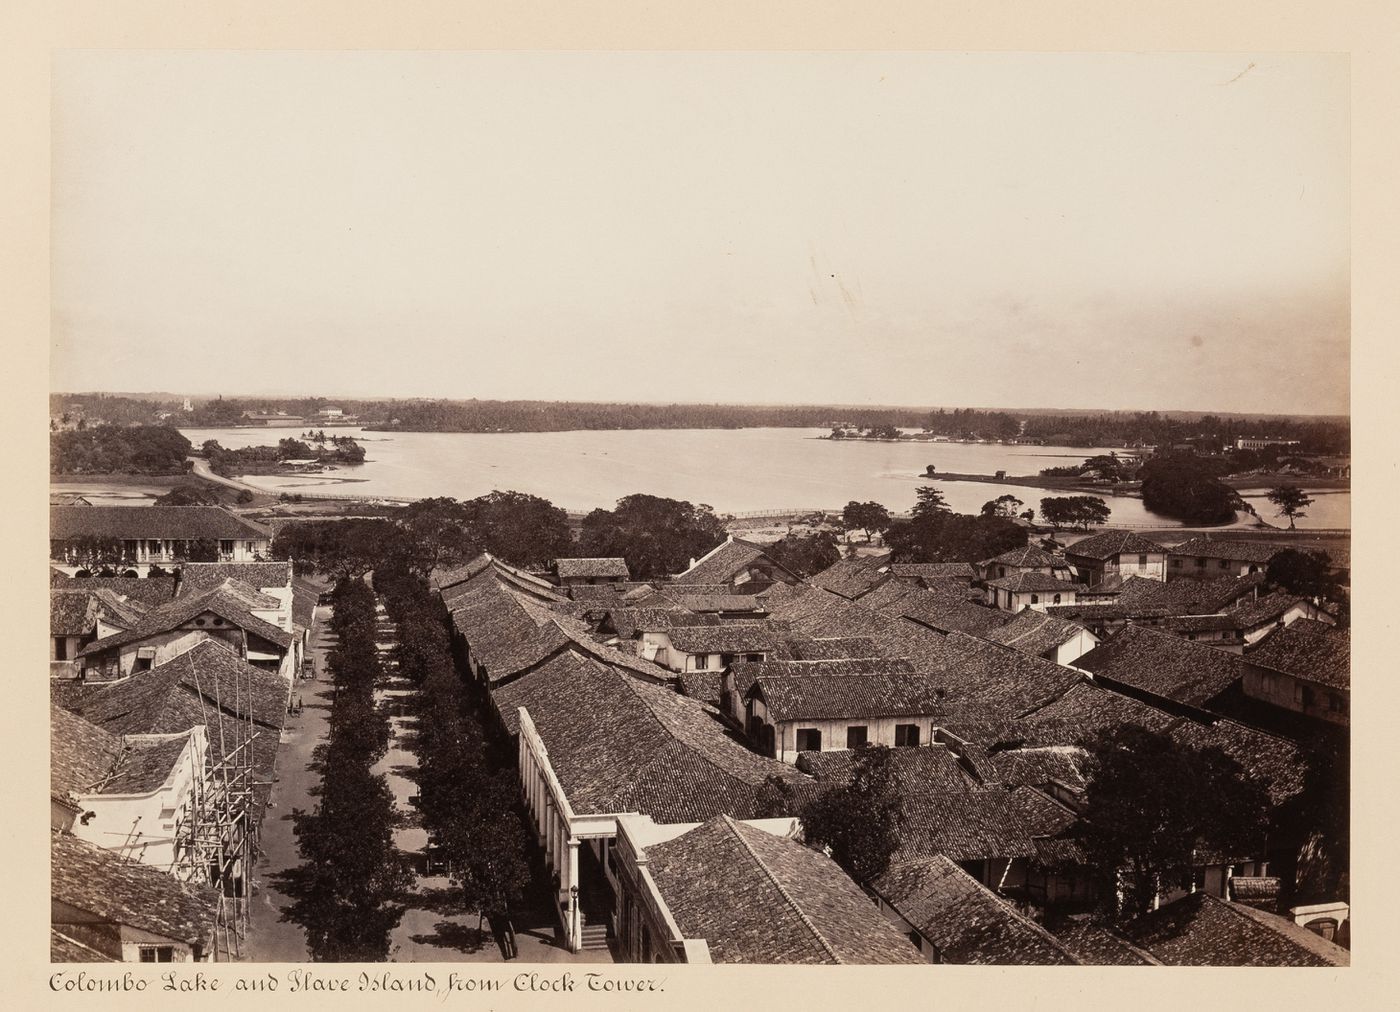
top-left (51, 505), bottom-right (271, 541)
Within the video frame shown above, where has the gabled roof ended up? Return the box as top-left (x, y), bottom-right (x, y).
top-left (50, 505), bottom-right (271, 541)
top-left (1121, 892), bottom-right (1348, 966)
top-left (982, 545), bottom-right (1065, 569)
top-left (672, 536), bottom-right (800, 586)
top-left (1246, 619), bottom-right (1349, 690)
top-left (1075, 623), bottom-right (1243, 708)
top-left (749, 672), bottom-right (947, 722)
top-left (646, 815), bottom-right (923, 964)
top-left (855, 579), bottom-right (1013, 638)
top-left (176, 561), bottom-right (292, 596)
top-left (1119, 573), bottom-right (1265, 615)
top-left (985, 572), bottom-right (1077, 593)
top-left (769, 586), bottom-right (965, 670)
top-left (50, 928), bottom-right (118, 962)
top-left (79, 579), bottom-right (292, 656)
top-left (1007, 681), bottom-right (1306, 805)
top-left (665, 594), bottom-right (769, 615)
top-left (887, 562), bottom-right (977, 580)
top-left (872, 855), bottom-right (1080, 965)
top-left (784, 636), bottom-right (884, 661)
top-left (728, 657), bottom-right (916, 700)
top-left (501, 654), bottom-right (809, 822)
top-left (50, 705), bottom-right (124, 801)
top-left (554, 557), bottom-right (630, 579)
top-left (1168, 537), bottom-right (1284, 564)
top-left (96, 733), bottom-right (198, 795)
top-left (1229, 590), bottom-right (1311, 630)
top-left (1065, 530), bottom-right (1166, 560)
top-left (932, 633), bottom-right (1085, 740)
top-left (51, 831), bottom-right (219, 947)
top-left (1052, 921), bottom-right (1161, 965)
top-left (61, 639), bottom-right (288, 817)
top-left (664, 623), bottom-right (783, 655)
top-left (50, 571), bottom-right (177, 606)
top-left (986, 608), bottom-right (1093, 659)
top-left (808, 559), bottom-right (890, 600)
top-left (797, 745), bottom-right (986, 794)
top-left (51, 588), bottom-right (146, 637)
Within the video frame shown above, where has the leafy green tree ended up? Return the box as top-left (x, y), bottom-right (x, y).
top-left (1079, 724), bottom-right (1272, 918)
top-left (765, 531), bottom-right (842, 579)
top-left (1266, 485), bottom-right (1314, 530)
top-left (1039, 495), bottom-right (1111, 531)
top-left (465, 490), bottom-right (572, 568)
top-left (911, 486), bottom-right (951, 523)
top-left (801, 745), bottom-right (905, 883)
top-left (980, 494), bottom-right (1024, 518)
top-left (884, 510), bottom-right (1027, 563)
top-left (841, 501), bottom-right (892, 542)
top-left (576, 494), bottom-right (726, 579)
top-left (1140, 454), bottom-right (1242, 524)
top-left (154, 484), bottom-right (222, 506)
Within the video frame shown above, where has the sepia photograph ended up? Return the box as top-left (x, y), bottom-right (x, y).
top-left (44, 47), bottom-right (1352, 972)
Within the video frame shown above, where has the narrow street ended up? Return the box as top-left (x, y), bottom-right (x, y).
top-left (241, 603), bottom-right (335, 962)
top-left (371, 597), bottom-right (615, 963)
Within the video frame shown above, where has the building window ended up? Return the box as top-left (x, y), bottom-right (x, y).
top-left (1030, 594), bottom-right (1039, 605)
top-left (694, 654), bottom-right (708, 670)
top-left (1328, 692), bottom-right (1344, 712)
top-left (894, 724), bottom-right (920, 747)
top-left (139, 946), bottom-right (175, 962)
top-left (1172, 559), bottom-right (1182, 568)
top-left (795, 728), bottom-right (821, 752)
top-left (744, 653), bottom-right (764, 662)
top-left (998, 567), bottom-right (1006, 578)
top-left (1196, 558), bottom-right (1207, 568)
top-left (220, 539), bottom-right (235, 556)
top-left (1052, 593), bottom-right (1062, 604)
top-left (846, 725), bottom-right (869, 749)
top-left (1219, 560), bottom-right (1229, 569)
top-left (1138, 555), bottom-right (1148, 566)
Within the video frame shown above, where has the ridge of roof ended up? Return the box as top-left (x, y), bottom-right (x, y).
top-left (720, 815), bottom-right (844, 964)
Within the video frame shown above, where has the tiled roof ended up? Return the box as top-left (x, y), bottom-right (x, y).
top-left (672, 537), bottom-right (799, 586)
top-left (729, 658), bottom-right (916, 700)
top-left (63, 639), bottom-right (287, 817)
top-left (1229, 590), bottom-right (1309, 630)
top-left (50, 705), bottom-right (124, 801)
top-left (1075, 623), bottom-right (1242, 707)
top-left (855, 579), bottom-right (1013, 638)
top-left (51, 831), bottom-right (220, 947)
top-left (448, 580), bottom-right (572, 681)
top-left (982, 545), bottom-right (1064, 569)
top-left (554, 557), bottom-right (630, 579)
top-left (1168, 537), bottom-right (1284, 564)
top-left (1008, 681), bottom-right (1306, 805)
top-left (98, 734), bottom-right (196, 795)
top-left (1052, 921), bottom-right (1160, 965)
top-left (51, 588), bottom-right (145, 637)
top-left (750, 672), bottom-right (947, 722)
top-left (50, 928), bottom-right (119, 962)
top-left (1122, 892), bottom-right (1348, 966)
top-left (784, 636), bottom-right (884, 661)
top-left (50, 505), bottom-right (271, 541)
top-left (887, 562), bottom-right (976, 580)
top-left (797, 745), bottom-right (985, 794)
top-left (1065, 530), bottom-right (1166, 560)
top-left (986, 609), bottom-right (1091, 658)
top-left (808, 559), bottom-right (890, 600)
top-left (501, 654), bottom-right (808, 822)
top-left (985, 745), bottom-right (1087, 793)
top-left (872, 855), bottom-right (1080, 964)
top-left (429, 554), bottom-right (495, 591)
top-left (646, 815), bottom-right (922, 964)
top-left (603, 607), bottom-right (720, 639)
top-left (50, 572), bottom-right (177, 606)
top-left (665, 624), bottom-right (783, 655)
top-left (769, 587), bottom-right (964, 670)
top-left (567, 582), bottom-right (655, 603)
top-left (1120, 573), bottom-right (1266, 615)
top-left (1246, 619), bottom-right (1349, 690)
top-left (932, 634), bottom-right (1085, 740)
top-left (1161, 614), bottom-right (1242, 634)
top-left (985, 572), bottom-right (1076, 593)
top-left (291, 580), bottom-right (320, 630)
top-left (176, 561), bottom-right (292, 595)
top-left (666, 594), bottom-right (769, 614)
top-left (79, 579), bottom-right (293, 656)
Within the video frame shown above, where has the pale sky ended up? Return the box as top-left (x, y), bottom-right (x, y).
top-left (51, 51), bottom-right (1349, 415)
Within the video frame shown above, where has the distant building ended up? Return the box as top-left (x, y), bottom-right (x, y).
top-left (552, 557), bottom-right (630, 587)
top-left (1065, 531), bottom-right (1168, 586)
top-left (1236, 437), bottom-right (1302, 451)
top-left (316, 407), bottom-right (343, 419)
top-left (985, 607), bottom-right (1099, 666)
top-left (50, 506), bottom-right (273, 576)
top-left (671, 535), bottom-right (802, 590)
top-left (984, 572), bottom-right (1079, 612)
top-left (241, 412), bottom-right (305, 426)
top-left (1168, 537), bottom-right (1282, 581)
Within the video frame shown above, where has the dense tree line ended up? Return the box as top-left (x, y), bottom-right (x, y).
top-left (373, 567), bottom-right (531, 932)
top-left (575, 494), bottom-right (727, 579)
top-left (200, 437), bottom-right (364, 476)
top-left (764, 531), bottom-right (842, 578)
top-left (1039, 495), bottom-right (1112, 530)
top-left (284, 578), bottom-right (412, 960)
top-left (50, 425), bottom-right (192, 474)
top-left (1139, 453), bottom-right (1244, 524)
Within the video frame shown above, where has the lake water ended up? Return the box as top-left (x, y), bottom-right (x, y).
top-left (172, 426), bottom-right (1347, 530)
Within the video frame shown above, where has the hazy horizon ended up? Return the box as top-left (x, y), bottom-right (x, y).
top-left (53, 52), bottom-right (1349, 415)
